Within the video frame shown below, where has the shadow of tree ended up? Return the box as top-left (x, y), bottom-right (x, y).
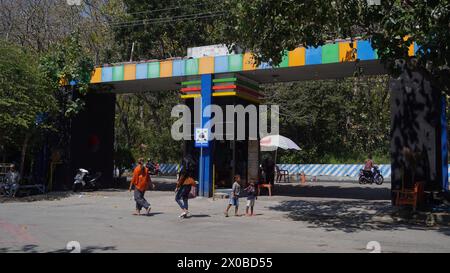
top-left (152, 181), bottom-right (177, 192)
top-left (269, 199), bottom-right (450, 236)
top-left (271, 184), bottom-right (391, 200)
top-left (0, 192), bottom-right (75, 203)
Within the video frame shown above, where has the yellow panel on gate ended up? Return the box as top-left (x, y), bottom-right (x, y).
top-left (199, 57), bottom-right (215, 74)
top-left (124, 64), bottom-right (136, 81)
top-left (288, 47), bottom-right (305, 66)
top-left (160, 61), bottom-right (173, 77)
top-left (339, 41), bottom-right (357, 62)
top-left (243, 53), bottom-right (257, 71)
top-left (90, 67), bottom-right (102, 83)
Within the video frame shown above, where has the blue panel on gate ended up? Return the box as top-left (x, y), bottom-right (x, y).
top-left (305, 46), bottom-right (322, 65)
top-left (172, 60), bottom-right (185, 76)
top-left (442, 96), bottom-right (449, 191)
top-left (214, 55), bottom-right (229, 73)
top-left (357, 40), bottom-right (376, 61)
top-left (136, 63), bottom-right (148, 79)
top-left (101, 67), bottom-right (113, 82)
top-left (199, 74), bottom-right (212, 197)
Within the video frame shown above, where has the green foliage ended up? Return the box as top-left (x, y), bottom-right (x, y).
top-left (115, 91), bottom-right (183, 163)
top-left (266, 75), bottom-right (391, 164)
top-left (112, 0), bottom-right (227, 60)
top-left (114, 146), bottom-right (135, 176)
top-left (40, 33), bottom-right (94, 117)
top-left (0, 41), bottom-right (56, 150)
top-left (225, 0), bottom-right (450, 94)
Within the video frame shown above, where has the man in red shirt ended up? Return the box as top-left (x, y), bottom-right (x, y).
top-left (129, 159), bottom-right (155, 215)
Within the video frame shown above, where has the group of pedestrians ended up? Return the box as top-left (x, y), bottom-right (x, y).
top-left (128, 156), bottom-right (257, 218)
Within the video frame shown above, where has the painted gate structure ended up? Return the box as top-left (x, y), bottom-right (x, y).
top-left (80, 38), bottom-right (448, 199)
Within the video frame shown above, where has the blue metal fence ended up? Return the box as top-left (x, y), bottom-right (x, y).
top-left (276, 164), bottom-right (391, 177)
top-left (159, 163), bottom-right (450, 179)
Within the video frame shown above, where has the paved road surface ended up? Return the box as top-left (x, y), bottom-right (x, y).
top-left (0, 182), bottom-right (449, 253)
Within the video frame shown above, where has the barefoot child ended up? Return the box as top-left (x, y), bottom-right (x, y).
top-left (244, 180), bottom-right (256, 216)
top-left (224, 175), bottom-right (241, 217)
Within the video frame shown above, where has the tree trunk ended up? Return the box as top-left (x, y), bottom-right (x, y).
top-left (20, 133), bottom-right (31, 179)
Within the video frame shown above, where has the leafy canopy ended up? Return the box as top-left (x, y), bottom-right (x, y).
top-left (224, 0), bottom-right (450, 93)
top-left (0, 41), bottom-right (56, 147)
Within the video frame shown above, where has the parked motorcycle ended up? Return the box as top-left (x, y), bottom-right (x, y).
top-left (73, 168), bottom-right (101, 192)
top-left (146, 161), bottom-right (160, 175)
top-left (358, 166), bottom-right (384, 185)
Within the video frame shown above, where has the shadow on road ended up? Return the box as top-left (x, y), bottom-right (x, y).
top-left (268, 183), bottom-right (391, 200)
top-left (0, 192), bottom-right (75, 204)
top-left (185, 214), bottom-right (210, 218)
top-left (0, 244), bottom-right (117, 253)
top-left (269, 199), bottom-right (450, 236)
top-left (152, 182), bottom-right (177, 192)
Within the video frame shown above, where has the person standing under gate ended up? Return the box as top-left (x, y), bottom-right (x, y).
top-left (129, 159), bottom-right (154, 216)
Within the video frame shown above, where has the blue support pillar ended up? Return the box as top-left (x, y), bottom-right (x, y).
top-left (441, 96), bottom-right (448, 191)
top-left (199, 74), bottom-right (212, 197)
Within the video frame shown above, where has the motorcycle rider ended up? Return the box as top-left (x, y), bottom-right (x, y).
top-left (364, 154), bottom-right (375, 178)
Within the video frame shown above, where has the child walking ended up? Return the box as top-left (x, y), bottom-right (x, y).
top-left (224, 175), bottom-right (241, 217)
top-left (244, 180), bottom-right (257, 216)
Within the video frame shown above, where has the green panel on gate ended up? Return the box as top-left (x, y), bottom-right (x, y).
top-left (322, 44), bottom-right (339, 64)
top-left (228, 54), bottom-right (243, 72)
top-left (185, 59), bottom-right (199, 75)
top-left (277, 50), bottom-right (289, 68)
top-left (147, 62), bottom-right (160, 78)
top-left (112, 65), bottom-right (124, 81)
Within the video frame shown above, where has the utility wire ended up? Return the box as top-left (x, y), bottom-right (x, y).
top-left (110, 10), bottom-right (223, 26)
top-left (110, 12), bottom-right (225, 28)
top-left (120, 2), bottom-right (210, 16)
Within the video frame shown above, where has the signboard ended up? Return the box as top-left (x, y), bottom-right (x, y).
top-left (195, 128), bottom-right (209, 148)
top-left (187, 44), bottom-right (229, 58)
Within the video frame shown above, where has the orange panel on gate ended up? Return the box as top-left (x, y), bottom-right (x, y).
top-left (403, 35), bottom-right (415, 57)
top-left (90, 67), bottom-right (102, 83)
top-left (124, 64), bottom-right (136, 81)
top-left (199, 57), bottom-right (214, 74)
top-left (243, 53), bottom-right (257, 71)
top-left (159, 61), bottom-right (173, 77)
top-left (288, 47), bottom-right (305, 66)
top-left (339, 41), bottom-right (357, 62)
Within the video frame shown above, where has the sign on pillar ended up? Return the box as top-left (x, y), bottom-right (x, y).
top-left (195, 128), bottom-right (209, 148)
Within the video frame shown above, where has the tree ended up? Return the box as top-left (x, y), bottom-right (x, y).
top-left (264, 75), bottom-right (390, 164)
top-left (224, 0), bottom-right (450, 94)
top-left (115, 91), bottom-right (183, 163)
top-left (39, 34), bottom-right (94, 166)
top-left (111, 0), bottom-right (227, 60)
top-left (0, 41), bottom-right (56, 175)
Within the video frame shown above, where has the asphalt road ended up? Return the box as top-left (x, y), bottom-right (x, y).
top-left (0, 181), bottom-right (449, 253)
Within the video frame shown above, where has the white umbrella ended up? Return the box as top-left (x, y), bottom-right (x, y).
top-left (260, 135), bottom-right (301, 151)
top-left (260, 135), bottom-right (301, 165)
